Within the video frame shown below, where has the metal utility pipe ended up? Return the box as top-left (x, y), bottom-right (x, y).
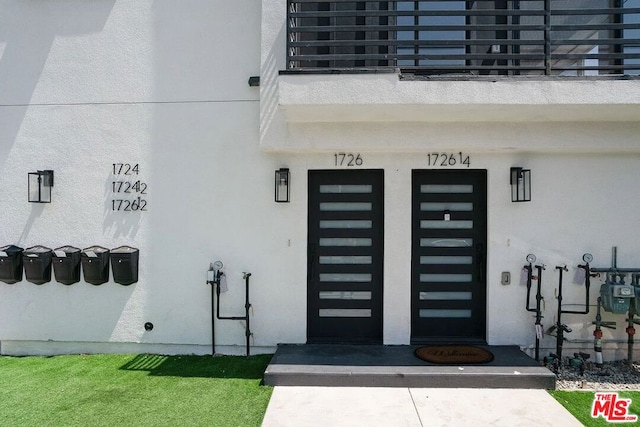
top-left (592, 296), bottom-right (617, 367)
top-left (216, 272), bottom-right (252, 356)
top-left (626, 308), bottom-right (636, 363)
top-left (554, 265), bottom-right (570, 361)
top-left (627, 274), bottom-right (639, 363)
top-left (525, 260), bottom-right (545, 361)
top-left (591, 268), bottom-right (640, 274)
top-left (207, 267), bottom-right (224, 356)
top-left (212, 279), bottom-right (216, 356)
top-left (562, 260), bottom-right (593, 315)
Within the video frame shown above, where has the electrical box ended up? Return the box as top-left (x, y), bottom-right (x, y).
top-left (52, 246), bottom-right (81, 285)
top-left (600, 282), bottom-right (634, 314)
top-left (22, 245), bottom-right (53, 285)
top-left (0, 245), bottom-right (24, 284)
top-left (110, 246), bottom-right (139, 285)
top-left (81, 246), bottom-right (110, 285)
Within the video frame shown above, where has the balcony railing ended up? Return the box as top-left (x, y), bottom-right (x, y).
top-left (286, 0), bottom-right (640, 76)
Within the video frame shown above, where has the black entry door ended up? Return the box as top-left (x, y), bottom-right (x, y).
top-left (411, 170), bottom-right (487, 343)
top-left (307, 170), bottom-right (384, 344)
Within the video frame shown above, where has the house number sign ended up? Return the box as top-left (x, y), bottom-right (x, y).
top-left (110, 163), bottom-right (148, 211)
top-left (427, 152), bottom-right (471, 168)
top-left (333, 153), bottom-right (364, 167)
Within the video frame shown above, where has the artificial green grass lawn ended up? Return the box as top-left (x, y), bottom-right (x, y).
top-left (550, 391), bottom-right (640, 426)
top-left (0, 353), bottom-right (273, 427)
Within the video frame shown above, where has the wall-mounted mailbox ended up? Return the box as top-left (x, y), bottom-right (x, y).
top-left (600, 282), bottom-right (634, 314)
top-left (53, 246), bottom-right (81, 285)
top-left (81, 246), bottom-right (110, 285)
top-left (0, 245), bottom-right (24, 284)
top-left (110, 246), bottom-right (139, 285)
top-left (22, 245), bottom-right (52, 285)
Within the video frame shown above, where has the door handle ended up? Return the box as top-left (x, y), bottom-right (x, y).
top-left (309, 243), bottom-right (317, 283)
top-left (476, 243), bottom-right (485, 283)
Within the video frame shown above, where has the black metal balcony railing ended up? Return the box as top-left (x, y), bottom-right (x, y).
top-left (287, 0), bottom-right (640, 76)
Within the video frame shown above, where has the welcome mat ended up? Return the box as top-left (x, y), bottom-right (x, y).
top-left (414, 345), bottom-right (494, 364)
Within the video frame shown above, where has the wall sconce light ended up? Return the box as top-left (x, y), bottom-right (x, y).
top-left (28, 170), bottom-right (54, 203)
top-left (510, 167), bottom-right (531, 202)
top-left (275, 168), bottom-right (290, 203)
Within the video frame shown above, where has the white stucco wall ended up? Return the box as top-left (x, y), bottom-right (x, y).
top-left (0, 0), bottom-right (282, 355)
top-left (0, 0), bottom-right (639, 361)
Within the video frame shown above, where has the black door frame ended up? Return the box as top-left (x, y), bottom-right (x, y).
top-left (410, 169), bottom-right (487, 344)
top-left (307, 169), bottom-right (384, 344)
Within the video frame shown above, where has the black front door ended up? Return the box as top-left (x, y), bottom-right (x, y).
top-left (411, 169), bottom-right (487, 343)
top-left (307, 170), bottom-right (384, 344)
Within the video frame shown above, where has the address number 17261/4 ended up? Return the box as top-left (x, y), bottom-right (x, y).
top-left (427, 152), bottom-right (471, 167)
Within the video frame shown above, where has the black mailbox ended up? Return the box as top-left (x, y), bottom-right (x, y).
top-left (23, 245), bottom-right (53, 285)
top-left (81, 246), bottom-right (110, 285)
top-left (52, 246), bottom-right (81, 285)
top-left (110, 246), bottom-right (139, 285)
top-left (0, 245), bottom-right (24, 284)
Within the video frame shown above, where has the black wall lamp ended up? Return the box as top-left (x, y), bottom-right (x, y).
top-left (275, 168), bottom-right (290, 203)
top-left (28, 170), bottom-right (54, 203)
top-left (510, 167), bottom-right (531, 202)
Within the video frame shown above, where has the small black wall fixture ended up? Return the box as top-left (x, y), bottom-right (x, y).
top-left (510, 167), bottom-right (531, 202)
top-left (28, 170), bottom-right (54, 203)
top-left (248, 76), bottom-right (260, 87)
top-left (275, 168), bottom-right (290, 203)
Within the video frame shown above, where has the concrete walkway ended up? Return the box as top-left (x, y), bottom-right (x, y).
top-left (262, 387), bottom-right (583, 427)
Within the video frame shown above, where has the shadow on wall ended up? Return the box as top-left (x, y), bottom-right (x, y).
top-left (0, 1), bottom-right (115, 167)
top-left (17, 203), bottom-right (45, 246)
top-left (260, 24), bottom-right (284, 144)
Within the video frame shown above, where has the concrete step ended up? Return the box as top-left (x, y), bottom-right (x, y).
top-left (264, 344), bottom-right (556, 389)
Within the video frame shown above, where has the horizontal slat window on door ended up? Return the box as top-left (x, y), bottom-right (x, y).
top-left (420, 309), bottom-right (472, 318)
top-left (421, 202), bottom-right (473, 211)
top-left (320, 273), bottom-right (372, 282)
top-left (320, 185), bottom-right (373, 194)
top-left (420, 292), bottom-right (472, 300)
top-left (319, 309), bottom-right (372, 318)
top-left (420, 238), bottom-right (473, 247)
top-left (420, 220), bottom-right (473, 229)
top-left (421, 185), bottom-right (473, 193)
top-left (320, 238), bottom-right (372, 247)
top-left (319, 291), bottom-right (372, 300)
top-left (320, 220), bottom-right (372, 229)
top-left (320, 202), bottom-right (372, 211)
top-left (320, 256), bottom-right (372, 265)
top-left (420, 274), bottom-right (473, 282)
top-left (420, 256), bottom-right (473, 265)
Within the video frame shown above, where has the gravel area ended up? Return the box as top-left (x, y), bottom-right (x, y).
top-left (553, 359), bottom-right (640, 390)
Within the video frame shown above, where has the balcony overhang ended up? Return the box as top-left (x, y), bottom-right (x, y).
top-left (278, 73), bottom-right (640, 124)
